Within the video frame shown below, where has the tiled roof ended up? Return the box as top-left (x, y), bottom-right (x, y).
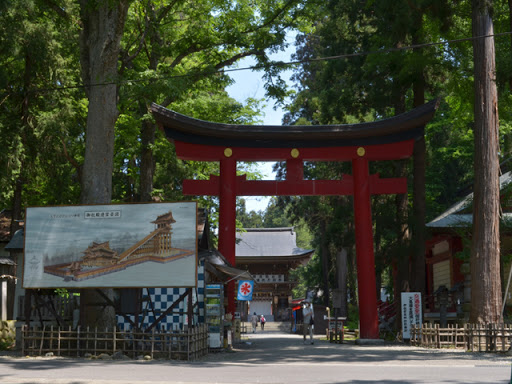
top-left (427, 171), bottom-right (512, 228)
top-left (235, 227), bottom-right (313, 257)
top-left (5, 229), bottom-right (23, 250)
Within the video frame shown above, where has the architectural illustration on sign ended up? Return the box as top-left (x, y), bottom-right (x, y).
top-left (43, 211), bottom-right (193, 281)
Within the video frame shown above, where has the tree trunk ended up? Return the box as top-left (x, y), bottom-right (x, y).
top-left (470, 0), bottom-right (502, 323)
top-left (320, 221), bottom-right (330, 307)
top-left (11, 53), bottom-right (33, 237)
top-left (139, 103), bottom-right (156, 202)
top-left (393, 93), bottom-right (410, 329)
top-left (504, 0), bottom-right (512, 156)
top-left (78, 0), bottom-right (130, 329)
top-left (509, 0), bottom-right (512, 91)
top-left (411, 66), bottom-right (426, 295)
top-left (336, 249), bottom-right (348, 318)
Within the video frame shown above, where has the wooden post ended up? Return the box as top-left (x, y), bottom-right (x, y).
top-left (1, 279), bottom-right (7, 321)
top-left (218, 155), bottom-right (237, 316)
top-left (21, 325), bottom-right (26, 356)
top-left (151, 328), bottom-right (155, 359)
top-left (352, 156), bottom-right (379, 339)
top-left (435, 323), bottom-right (440, 348)
top-left (77, 326), bottom-right (81, 357)
top-left (39, 325), bottom-right (45, 356)
top-left (187, 288), bottom-right (193, 328)
top-left (113, 326), bottom-right (116, 355)
top-left (24, 289), bottom-right (32, 328)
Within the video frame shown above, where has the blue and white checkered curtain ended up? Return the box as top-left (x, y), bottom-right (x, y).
top-left (116, 261), bottom-right (205, 330)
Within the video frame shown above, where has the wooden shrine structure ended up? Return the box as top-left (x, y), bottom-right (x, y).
top-left (236, 227), bottom-right (314, 321)
top-left (151, 99), bottom-right (438, 340)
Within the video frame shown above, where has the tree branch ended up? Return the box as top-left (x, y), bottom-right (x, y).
top-left (241, 0), bottom-right (297, 35)
top-left (42, 0), bottom-right (71, 21)
top-left (60, 137), bottom-right (82, 184)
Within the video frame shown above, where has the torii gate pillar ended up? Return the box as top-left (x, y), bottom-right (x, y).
top-left (352, 156), bottom-right (379, 339)
top-left (218, 155), bottom-right (237, 315)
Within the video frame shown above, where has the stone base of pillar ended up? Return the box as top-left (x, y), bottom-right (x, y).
top-left (355, 338), bottom-right (385, 345)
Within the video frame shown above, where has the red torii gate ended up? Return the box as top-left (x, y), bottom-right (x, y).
top-left (152, 100), bottom-right (438, 340)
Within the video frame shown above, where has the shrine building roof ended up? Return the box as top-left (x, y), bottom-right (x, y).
top-left (427, 171), bottom-right (512, 229)
top-left (235, 227), bottom-right (313, 259)
top-left (150, 99), bottom-right (439, 148)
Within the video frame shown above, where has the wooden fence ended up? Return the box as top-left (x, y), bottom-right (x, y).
top-left (410, 323), bottom-right (512, 352)
top-left (22, 324), bottom-right (208, 360)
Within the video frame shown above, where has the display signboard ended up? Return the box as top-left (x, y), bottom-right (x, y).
top-left (23, 202), bottom-right (197, 288)
top-left (401, 292), bottom-right (422, 339)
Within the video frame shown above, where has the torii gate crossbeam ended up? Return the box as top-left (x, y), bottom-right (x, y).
top-left (151, 99), bottom-right (439, 340)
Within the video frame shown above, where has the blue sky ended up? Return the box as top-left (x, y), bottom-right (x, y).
top-left (226, 33), bottom-right (296, 213)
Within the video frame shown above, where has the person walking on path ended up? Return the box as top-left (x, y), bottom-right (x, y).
top-left (302, 301), bottom-right (314, 344)
top-left (251, 312), bottom-right (259, 333)
top-left (260, 315), bottom-right (266, 331)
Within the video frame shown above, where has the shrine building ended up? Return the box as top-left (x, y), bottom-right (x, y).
top-left (235, 227), bottom-right (313, 321)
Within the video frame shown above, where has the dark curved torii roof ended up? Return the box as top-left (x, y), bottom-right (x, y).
top-left (150, 99), bottom-right (439, 148)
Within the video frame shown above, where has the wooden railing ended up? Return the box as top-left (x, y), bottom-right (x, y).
top-left (22, 324), bottom-right (208, 360)
top-left (410, 323), bottom-right (512, 352)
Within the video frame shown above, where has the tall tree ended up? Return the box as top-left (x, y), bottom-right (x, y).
top-left (0, 0), bottom-right (82, 229)
top-left (116, 0), bottom-right (310, 203)
top-left (79, 0), bottom-right (131, 205)
top-left (78, 0), bottom-right (131, 328)
top-left (470, 0), bottom-right (502, 323)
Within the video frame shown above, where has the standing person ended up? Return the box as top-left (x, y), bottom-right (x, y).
top-left (251, 312), bottom-right (259, 333)
top-left (260, 314), bottom-right (266, 331)
top-left (302, 301), bottom-right (314, 344)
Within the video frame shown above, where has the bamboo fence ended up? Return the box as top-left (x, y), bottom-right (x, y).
top-left (22, 324), bottom-right (208, 360)
top-left (410, 323), bottom-right (512, 352)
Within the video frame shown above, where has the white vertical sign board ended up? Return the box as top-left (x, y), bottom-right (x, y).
top-left (401, 292), bottom-right (422, 339)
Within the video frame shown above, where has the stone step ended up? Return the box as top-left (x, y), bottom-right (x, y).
top-left (244, 321), bottom-right (291, 332)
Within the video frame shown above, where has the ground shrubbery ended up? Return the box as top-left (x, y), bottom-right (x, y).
top-left (0, 321), bottom-right (16, 350)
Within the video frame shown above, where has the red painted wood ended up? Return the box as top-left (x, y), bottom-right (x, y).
top-left (352, 157), bottom-right (380, 339)
top-left (287, 158), bottom-right (303, 181)
top-left (174, 140), bottom-right (415, 161)
top-left (175, 138), bottom-right (416, 340)
top-left (182, 174), bottom-right (407, 196)
top-left (218, 157), bottom-right (237, 316)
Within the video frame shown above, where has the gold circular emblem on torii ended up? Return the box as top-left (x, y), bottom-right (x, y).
top-left (357, 147), bottom-right (366, 157)
top-left (291, 148), bottom-right (300, 158)
top-left (224, 148), bottom-right (233, 158)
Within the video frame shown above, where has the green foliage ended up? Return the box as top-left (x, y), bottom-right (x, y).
top-left (0, 0), bottom-right (84, 211)
top-left (0, 0), bottom-right (312, 215)
top-left (280, 0), bottom-right (512, 312)
top-left (290, 253), bottom-right (322, 299)
top-left (345, 303), bottom-right (360, 330)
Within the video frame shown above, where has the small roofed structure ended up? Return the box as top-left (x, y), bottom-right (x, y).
top-left (235, 228), bottom-right (313, 321)
top-left (151, 211), bottom-right (176, 229)
top-left (81, 241), bottom-right (119, 267)
top-left (424, 171), bottom-right (512, 324)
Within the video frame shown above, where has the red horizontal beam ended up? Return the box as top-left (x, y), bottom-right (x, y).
top-left (174, 140), bottom-right (415, 162)
top-left (182, 174), bottom-right (407, 196)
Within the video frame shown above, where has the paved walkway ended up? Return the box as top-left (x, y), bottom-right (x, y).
top-left (209, 328), bottom-right (512, 366)
top-left (1, 327), bottom-right (511, 383)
